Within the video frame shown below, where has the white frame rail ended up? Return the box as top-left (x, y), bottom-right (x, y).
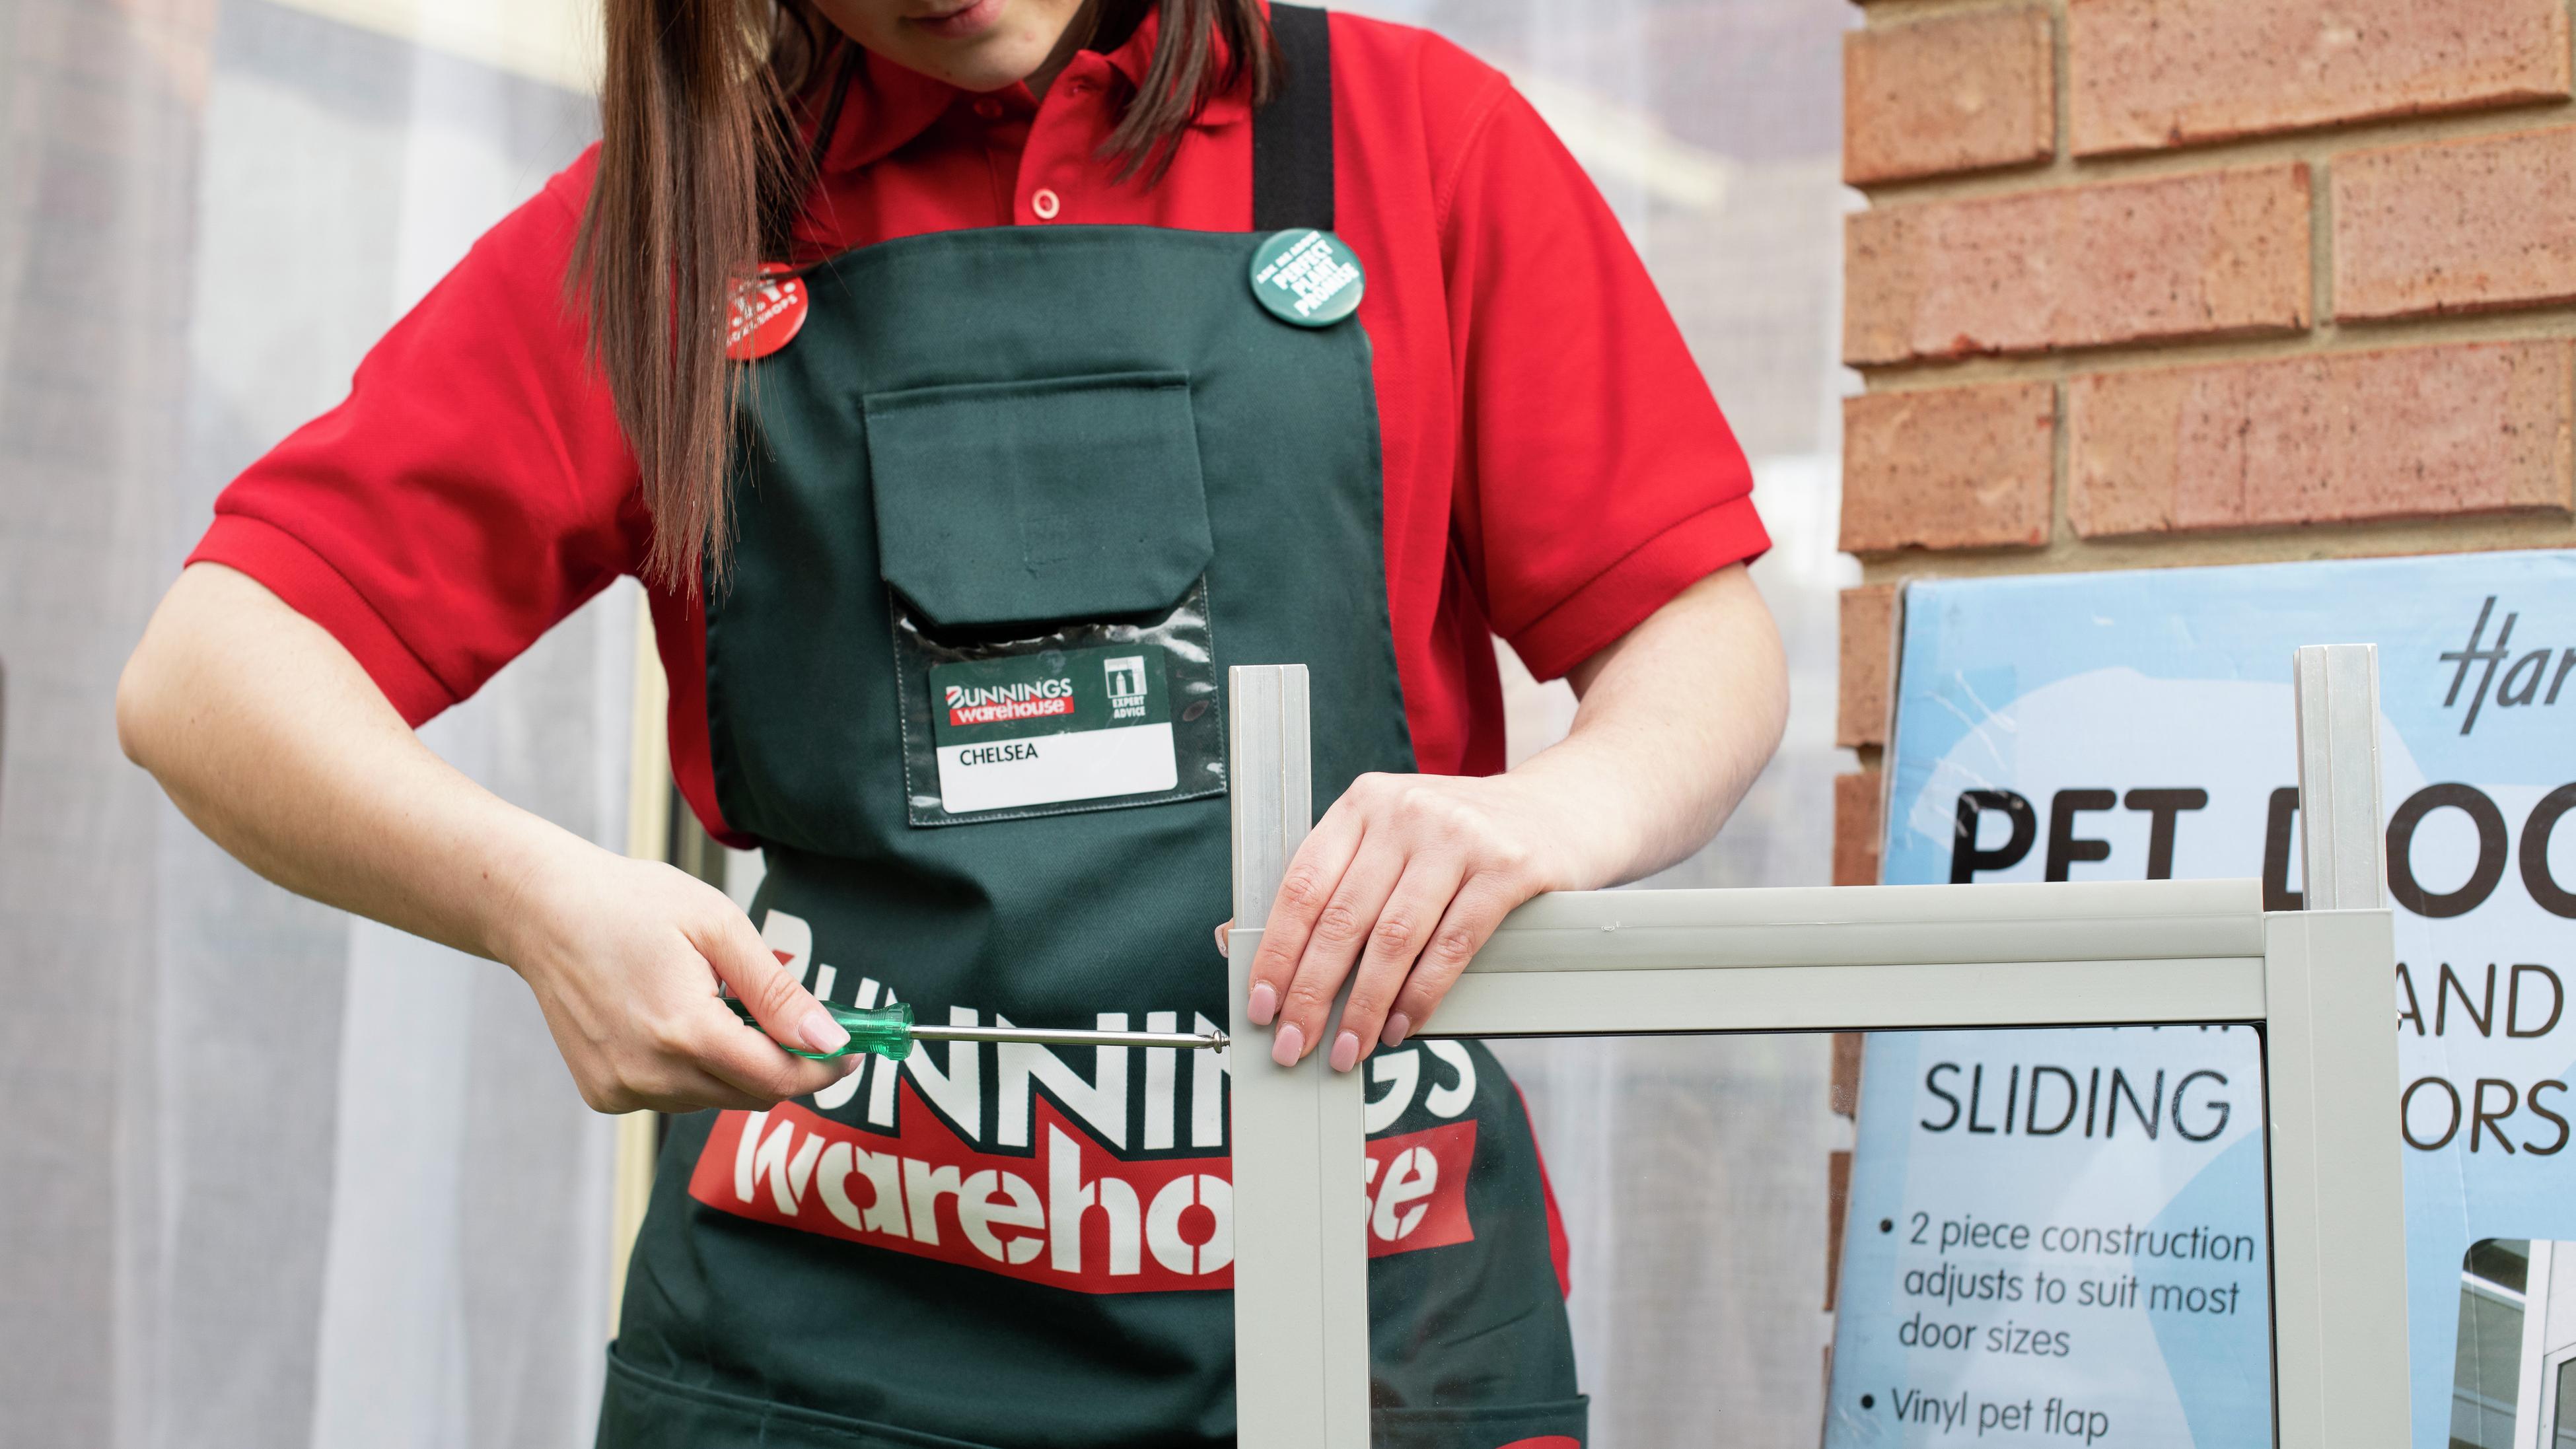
top-left (1226, 647), bottom-right (2406, 1449)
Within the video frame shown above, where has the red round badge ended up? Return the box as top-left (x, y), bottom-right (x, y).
top-left (725, 263), bottom-right (808, 361)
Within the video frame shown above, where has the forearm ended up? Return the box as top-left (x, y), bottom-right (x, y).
top-left (1509, 563), bottom-right (1787, 887)
top-left (116, 563), bottom-right (592, 964)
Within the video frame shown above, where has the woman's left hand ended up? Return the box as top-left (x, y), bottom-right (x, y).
top-left (1240, 771), bottom-right (1586, 1071)
top-left (1227, 563), bottom-right (1791, 1072)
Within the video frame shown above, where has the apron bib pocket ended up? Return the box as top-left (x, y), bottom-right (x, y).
top-left (602, 1347), bottom-right (1009, 1449)
top-left (1370, 1396), bottom-right (1590, 1449)
top-left (865, 371), bottom-right (1225, 826)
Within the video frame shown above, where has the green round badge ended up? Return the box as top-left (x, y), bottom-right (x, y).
top-left (1249, 229), bottom-right (1365, 328)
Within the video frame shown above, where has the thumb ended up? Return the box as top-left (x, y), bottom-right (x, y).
top-left (694, 909), bottom-right (849, 1056)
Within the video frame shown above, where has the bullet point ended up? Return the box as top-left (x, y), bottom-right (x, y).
top-left (1861, 1394), bottom-right (1876, 1409)
top-left (1880, 1218), bottom-right (1894, 1233)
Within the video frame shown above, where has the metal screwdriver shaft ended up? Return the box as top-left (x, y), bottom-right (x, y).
top-left (721, 996), bottom-right (1227, 1061)
top-left (912, 1023), bottom-right (1230, 1050)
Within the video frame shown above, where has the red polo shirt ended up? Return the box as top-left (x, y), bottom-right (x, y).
top-left (190, 11), bottom-right (1766, 844)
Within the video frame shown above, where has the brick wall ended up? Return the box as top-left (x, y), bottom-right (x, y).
top-left (1833, 0), bottom-right (2576, 881)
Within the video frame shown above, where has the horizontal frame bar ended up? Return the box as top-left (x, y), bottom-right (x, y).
top-left (1470, 878), bottom-right (2265, 971)
top-left (1425, 958), bottom-right (2266, 1035)
top-left (1227, 929), bottom-right (2266, 1036)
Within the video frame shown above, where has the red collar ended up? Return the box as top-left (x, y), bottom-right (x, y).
top-left (1096, 5), bottom-right (1256, 129)
top-left (814, 3), bottom-right (1262, 173)
top-left (814, 50), bottom-right (953, 173)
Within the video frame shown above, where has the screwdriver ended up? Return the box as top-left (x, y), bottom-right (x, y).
top-left (721, 996), bottom-right (1231, 1061)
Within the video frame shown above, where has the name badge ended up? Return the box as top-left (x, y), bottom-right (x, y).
top-left (928, 647), bottom-right (1180, 814)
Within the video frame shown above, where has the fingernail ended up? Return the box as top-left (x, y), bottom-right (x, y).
top-left (1247, 982), bottom-right (1278, 1026)
top-left (1330, 1031), bottom-right (1360, 1073)
top-left (1381, 1012), bottom-right (1412, 1047)
top-left (801, 1008), bottom-right (849, 1055)
top-left (1271, 1022), bottom-right (1305, 1067)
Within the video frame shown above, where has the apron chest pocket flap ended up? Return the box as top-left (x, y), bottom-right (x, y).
top-left (865, 371), bottom-right (1225, 826)
top-left (864, 370), bottom-right (1213, 630)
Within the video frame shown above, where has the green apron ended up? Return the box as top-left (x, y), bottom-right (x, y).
top-left (599, 13), bottom-right (1583, 1446)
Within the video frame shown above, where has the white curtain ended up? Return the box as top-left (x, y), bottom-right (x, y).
top-left (1, 0), bottom-right (1852, 1444)
top-left (1338, 3), bottom-right (1856, 1442)
top-left (0, 3), bottom-right (622, 1446)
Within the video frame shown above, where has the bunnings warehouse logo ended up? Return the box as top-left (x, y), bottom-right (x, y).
top-left (945, 676), bottom-right (1074, 728)
top-left (2442, 596), bottom-right (2575, 735)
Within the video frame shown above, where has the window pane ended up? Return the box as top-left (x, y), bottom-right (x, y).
top-left (1354, 1026), bottom-right (2273, 1447)
top-left (2451, 1240), bottom-right (2526, 1449)
top-left (2468, 1238), bottom-right (2533, 1295)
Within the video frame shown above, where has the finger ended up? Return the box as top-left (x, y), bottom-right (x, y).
top-left (586, 1044), bottom-right (780, 1115)
top-left (1327, 855), bottom-right (1464, 1071)
top-left (628, 1064), bottom-right (777, 1115)
top-left (1245, 806), bottom-right (1365, 1028)
top-left (692, 905), bottom-right (848, 1056)
top-left (1273, 828), bottom-right (1406, 1067)
top-left (1212, 918), bottom-right (1232, 956)
top-left (692, 1001), bottom-right (865, 1103)
top-left (1380, 870), bottom-right (1529, 1046)
top-left (662, 1074), bottom-right (775, 1113)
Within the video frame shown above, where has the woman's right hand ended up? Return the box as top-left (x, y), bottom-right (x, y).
top-left (500, 847), bottom-right (859, 1113)
top-left (118, 565), bottom-right (855, 1119)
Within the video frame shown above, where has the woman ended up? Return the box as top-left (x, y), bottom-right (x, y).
top-left (117, 1), bottom-right (1787, 1444)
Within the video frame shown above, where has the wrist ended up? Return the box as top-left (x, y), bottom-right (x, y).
top-left (1492, 751), bottom-right (1648, 890)
top-left (476, 817), bottom-right (610, 975)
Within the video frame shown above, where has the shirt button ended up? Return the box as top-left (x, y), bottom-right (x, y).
top-left (1031, 188), bottom-right (1061, 221)
top-left (972, 96), bottom-right (1003, 120)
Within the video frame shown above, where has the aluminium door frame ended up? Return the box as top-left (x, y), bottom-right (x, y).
top-left (1223, 647), bottom-right (2409, 1449)
top-left (2515, 1239), bottom-right (2570, 1449)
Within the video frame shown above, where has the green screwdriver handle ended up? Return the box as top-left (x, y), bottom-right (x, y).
top-left (721, 995), bottom-right (915, 1061)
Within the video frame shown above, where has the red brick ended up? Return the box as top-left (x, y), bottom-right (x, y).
top-left (1829, 1034), bottom-right (1865, 1116)
top-left (1845, 164), bottom-right (2310, 365)
top-left (1834, 771), bottom-right (1884, 888)
top-left (2334, 127), bottom-right (2576, 321)
top-left (1842, 382), bottom-right (2055, 553)
top-left (2067, 341), bottom-right (2575, 537)
top-left (1845, 6), bottom-right (2055, 185)
top-left (2069, 0), bottom-right (2569, 156)
top-left (1837, 584), bottom-right (1900, 748)
top-left (1824, 1149), bottom-right (1853, 1311)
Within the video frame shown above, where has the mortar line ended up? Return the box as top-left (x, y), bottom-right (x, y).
top-left (1852, 307), bottom-right (2576, 392)
top-left (1859, 94), bottom-right (2576, 207)
top-left (1853, 513), bottom-right (2576, 590)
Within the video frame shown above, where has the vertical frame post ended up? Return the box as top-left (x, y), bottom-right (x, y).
top-left (2268, 644), bottom-right (2407, 1448)
top-left (1227, 665), bottom-right (1371, 1449)
top-left (2262, 907), bottom-right (2409, 1449)
top-left (2293, 643), bottom-right (2384, 911)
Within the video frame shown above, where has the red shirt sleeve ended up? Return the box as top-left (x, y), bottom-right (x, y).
top-left (189, 152), bottom-right (647, 726)
top-left (1439, 84), bottom-right (1768, 682)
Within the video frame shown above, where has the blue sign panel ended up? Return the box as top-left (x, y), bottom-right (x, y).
top-left (1829, 550), bottom-right (2576, 1449)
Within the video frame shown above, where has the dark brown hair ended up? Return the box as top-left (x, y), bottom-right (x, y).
top-left (575, 0), bottom-right (1280, 590)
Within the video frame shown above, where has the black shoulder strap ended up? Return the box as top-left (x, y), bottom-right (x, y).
top-left (1252, 5), bottom-right (1334, 232)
